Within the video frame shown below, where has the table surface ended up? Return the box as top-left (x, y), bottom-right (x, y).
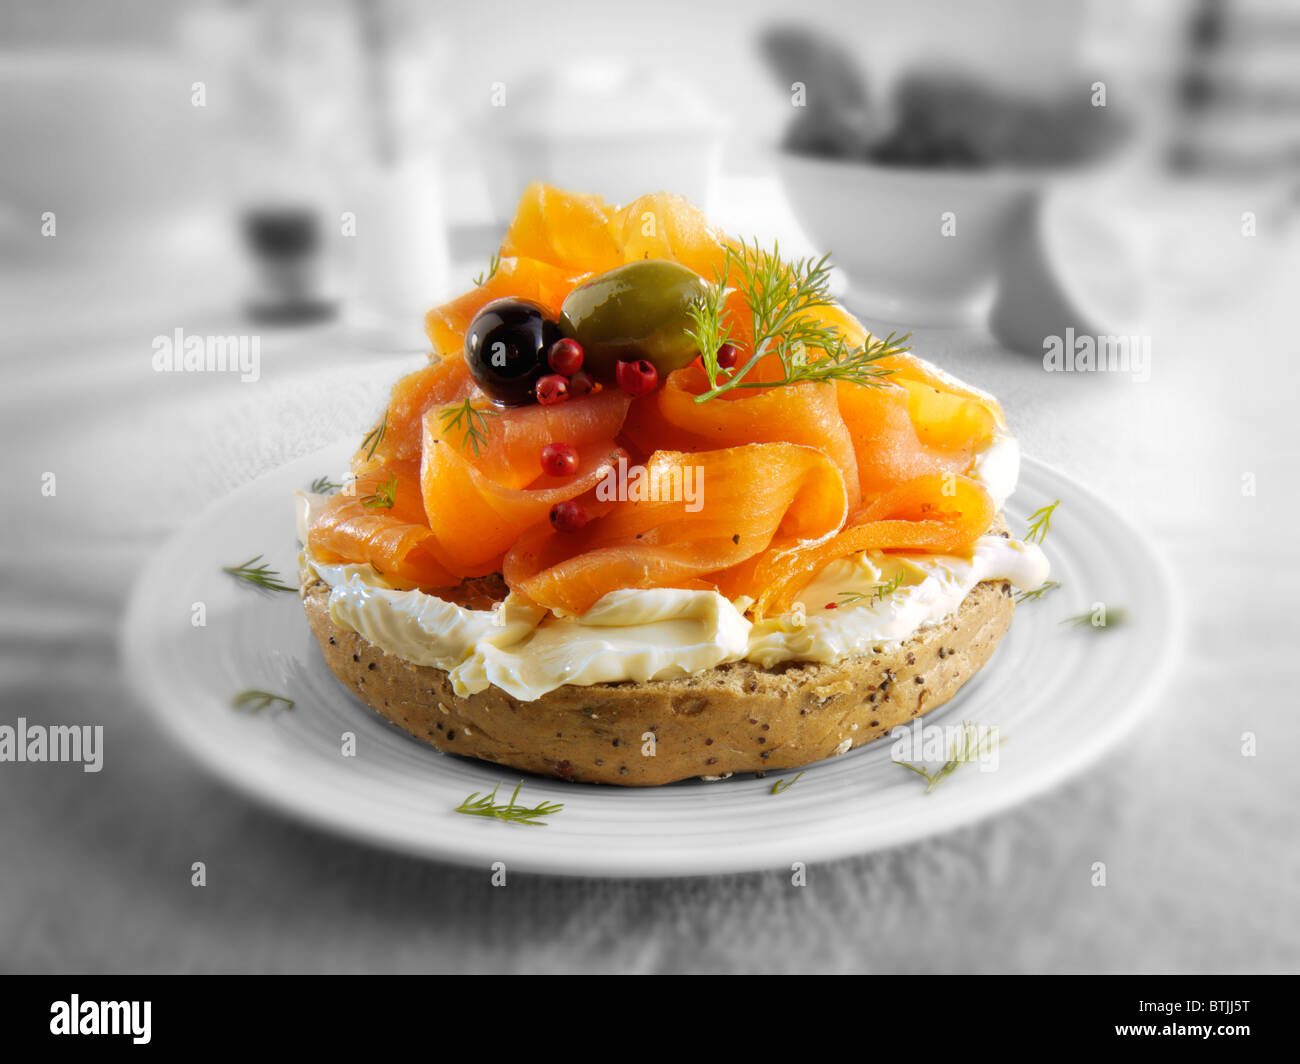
top-left (2, 179), bottom-right (1298, 974)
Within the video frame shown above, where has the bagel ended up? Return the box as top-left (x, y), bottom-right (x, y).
top-left (299, 564), bottom-right (1015, 786)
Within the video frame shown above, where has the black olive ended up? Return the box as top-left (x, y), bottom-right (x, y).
top-left (464, 298), bottom-right (561, 406)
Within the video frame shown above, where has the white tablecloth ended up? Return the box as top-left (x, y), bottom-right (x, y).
top-left (2, 198), bottom-right (1297, 974)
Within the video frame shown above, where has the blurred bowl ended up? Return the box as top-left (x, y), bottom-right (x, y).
top-left (777, 152), bottom-right (1053, 325)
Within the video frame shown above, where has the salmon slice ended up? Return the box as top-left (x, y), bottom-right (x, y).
top-left (892, 377), bottom-right (998, 453)
top-left (876, 351), bottom-right (1005, 428)
top-left (502, 444), bottom-right (848, 616)
top-left (801, 298), bottom-right (1005, 427)
top-left (353, 356), bottom-right (475, 476)
top-left (450, 387), bottom-right (631, 491)
top-left (421, 406), bottom-right (627, 570)
top-left (307, 463), bottom-right (467, 587)
top-left (614, 192), bottom-right (730, 280)
top-left (499, 184), bottom-right (624, 277)
top-left (723, 473), bottom-right (996, 617)
top-left (623, 365), bottom-right (862, 510)
top-left (836, 379), bottom-right (992, 500)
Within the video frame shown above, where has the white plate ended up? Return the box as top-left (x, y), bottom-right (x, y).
top-left (124, 441), bottom-right (1179, 877)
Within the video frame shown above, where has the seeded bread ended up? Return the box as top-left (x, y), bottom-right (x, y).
top-left (299, 569), bottom-right (1016, 786)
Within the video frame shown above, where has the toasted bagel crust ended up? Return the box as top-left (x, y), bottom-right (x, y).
top-left (300, 571), bottom-right (1015, 786)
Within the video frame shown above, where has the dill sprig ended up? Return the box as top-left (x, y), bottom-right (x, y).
top-left (684, 265), bottom-right (733, 372)
top-left (222, 554), bottom-right (296, 593)
top-left (1024, 499), bottom-right (1060, 544)
top-left (361, 410), bottom-right (388, 462)
top-left (438, 398), bottom-right (498, 456)
top-left (360, 471), bottom-right (397, 509)
top-left (309, 475), bottom-right (343, 495)
top-left (473, 251), bottom-right (502, 287)
top-left (770, 772), bottom-right (805, 795)
top-left (794, 332), bottom-right (910, 387)
top-left (686, 239), bottom-right (905, 403)
top-left (837, 570), bottom-right (906, 608)
top-left (1015, 580), bottom-right (1060, 604)
top-left (893, 721), bottom-right (1001, 793)
top-left (231, 689), bottom-right (295, 713)
top-left (454, 781), bottom-right (563, 826)
top-left (1063, 606), bottom-right (1127, 629)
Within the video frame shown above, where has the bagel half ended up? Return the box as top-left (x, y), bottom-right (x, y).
top-left (299, 568), bottom-right (1016, 786)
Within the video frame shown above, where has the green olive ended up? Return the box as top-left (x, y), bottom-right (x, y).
top-left (559, 260), bottom-right (709, 382)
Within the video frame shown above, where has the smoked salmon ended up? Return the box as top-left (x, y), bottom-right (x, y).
top-left (308, 183), bottom-right (1004, 619)
top-left (308, 463), bottom-right (467, 588)
top-left (623, 363), bottom-right (863, 510)
top-left (421, 408), bottom-right (627, 571)
top-left (353, 356), bottom-right (475, 476)
top-left (503, 444), bottom-right (848, 616)
top-left (721, 473), bottom-right (996, 617)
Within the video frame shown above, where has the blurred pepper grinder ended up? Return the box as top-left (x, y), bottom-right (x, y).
top-left (242, 206), bottom-right (335, 323)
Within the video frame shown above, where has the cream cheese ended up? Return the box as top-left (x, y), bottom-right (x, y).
top-left (296, 430), bottom-right (1048, 701)
top-left (972, 433), bottom-right (1020, 511)
top-left (456, 588), bottom-right (751, 700)
top-left (745, 536), bottom-right (1048, 668)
